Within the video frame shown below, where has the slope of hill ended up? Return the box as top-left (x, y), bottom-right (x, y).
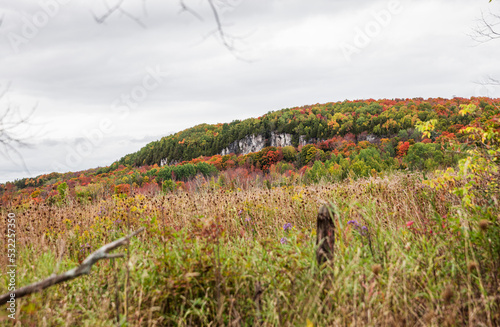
top-left (117, 97), bottom-right (480, 167)
top-left (1, 97), bottom-right (498, 206)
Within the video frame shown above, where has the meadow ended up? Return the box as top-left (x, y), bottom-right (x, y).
top-left (1, 171), bottom-right (499, 326)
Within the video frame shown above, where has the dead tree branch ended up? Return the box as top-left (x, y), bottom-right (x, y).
top-left (0, 86), bottom-right (36, 174)
top-left (470, 11), bottom-right (500, 43)
top-left (93, 0), bottom-right (243, 53)
top-left (207, 0), bottom-right (234, 50)
top-left (92, 0), bottom-right (146, 28)
top-left (0, 228), bottom-right (145, 306)
top-left (179, 0), bottom-right (204, 21)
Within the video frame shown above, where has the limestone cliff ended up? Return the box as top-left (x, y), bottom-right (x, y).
top-left (221, 132), bottom-right (294, 155)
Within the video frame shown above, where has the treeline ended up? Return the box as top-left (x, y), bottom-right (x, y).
top-left (117, 97), bottom-right (480, 167)
top-left (2, 97), bottom-right (498, 200)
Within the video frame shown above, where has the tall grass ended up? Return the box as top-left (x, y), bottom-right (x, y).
top-left (1, 172), bottom-right (498, 326)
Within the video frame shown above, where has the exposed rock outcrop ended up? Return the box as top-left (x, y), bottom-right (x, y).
top-left (299, 135), bottom-right (320, 147)
top-left (221, 132), bottom-right (294, 156)
top-left (221, 134), bottom-right (265, 156)
top-left (270, 132), bottom-right (292, 148)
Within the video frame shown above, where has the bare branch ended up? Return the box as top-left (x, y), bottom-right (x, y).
top-left (0, 88), bottom-right (37, 174)
top-left (207, 0), bottom-right (234, 50)
top-left (179, 0), bottom-right (204, 21)
top-left (93, 1), bottom-right (247, 55)
top-left (483, 76), bottom-right (500, 86)
top-left (92, 0), bottom-right (125, 24)
top-left (0, 228), bottom-right (145, 306)
top-left (92, 0), bottom-right (146, 28)
top-left (117, 6), bottom-right (147, 29)
top-left (470, 10), bottom-right (500, 43)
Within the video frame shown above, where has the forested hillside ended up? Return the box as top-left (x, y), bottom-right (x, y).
top-left (1, 97), bottom-right (498, 206)
top-left (118, 97), bottom-right (477, 166)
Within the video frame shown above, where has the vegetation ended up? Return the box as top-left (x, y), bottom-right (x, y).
top-left (0, 97), bottom-right (499, 325)
top-left (3, 97), bottom-right (497, 207)
top-left (1, 171), bottom-right (499, 325)
top-left (116, 97), bottom-right (479, 167)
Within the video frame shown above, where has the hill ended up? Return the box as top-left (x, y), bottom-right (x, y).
top-left (117, 97), bottom-right (481, 167)
top-left (1, 97), bottom-right (499, 206)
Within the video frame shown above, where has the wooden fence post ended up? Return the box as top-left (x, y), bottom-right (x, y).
top-left (316, 205), bottom-right (335, 266)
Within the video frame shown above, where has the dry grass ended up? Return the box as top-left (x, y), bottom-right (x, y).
top-left (1, 172), bottom-right (498, 326)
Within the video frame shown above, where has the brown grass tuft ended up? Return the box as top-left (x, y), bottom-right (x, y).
top-left (478, 219), bottom-right (489, 232)
top-left (467, 261), bottom-right (478, 273)
top-left (441, 285), bottom-right (454, 304)
top-left (371, 264), bottom-right (382, 276)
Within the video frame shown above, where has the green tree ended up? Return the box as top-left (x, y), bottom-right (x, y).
top-left (404, 142), bottom-right (444, 170)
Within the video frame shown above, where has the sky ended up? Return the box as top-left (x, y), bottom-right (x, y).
top-left (0, 0), bottom-right (499, 183)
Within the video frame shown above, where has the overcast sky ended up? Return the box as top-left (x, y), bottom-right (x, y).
top-left (0, 0), bottom-right (499, 183)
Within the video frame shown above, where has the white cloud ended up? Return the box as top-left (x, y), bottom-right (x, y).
top-left (0, 0), bottom-right (499, 182)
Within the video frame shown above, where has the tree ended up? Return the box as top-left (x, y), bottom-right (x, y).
top-left (421, 103), bottom-right (500, 277)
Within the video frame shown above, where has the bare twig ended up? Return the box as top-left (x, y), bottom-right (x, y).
top-left (179, 0), bottom-right (204, 21)
top-left (93, 0), bottom-right (246, 54)
top-left (0, 228), bottom-right (145, 306)
top-left (92, 0), bottom-right (125, 24)
top-left (0, 87), bottom-right (37, 174)
top-left (92, 0), bottom-right (146, 28)
top-left (207, 0), bottom-right (234, 50)
top-left (470, 11), bottom-right (500, 43)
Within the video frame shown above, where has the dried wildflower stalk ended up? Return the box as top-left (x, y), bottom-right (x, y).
top-left (0, 228), bottom-right (145, 306)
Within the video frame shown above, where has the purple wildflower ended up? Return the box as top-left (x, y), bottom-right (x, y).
top-left (280, 237), bottom-right (287, 244)
top-left (283, 223), bottom-right (293, 232)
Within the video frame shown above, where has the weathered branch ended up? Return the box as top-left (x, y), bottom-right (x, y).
top-left (179, 0), bottom-right (204, 21)
top-left (207, 0), bottom-right (233, 50)
top-left (93, 0), bottom-right (243, 54)
top-left (92, 0), bottom-right (146, 28)
top-left (0, 87), bottom-right (36, 174)
top-left (316, 205), bottom-right (335, 266)
top-left (0, 228), bottom-right (145, 306)
top-left (470, 10), bottom-right (500, 43)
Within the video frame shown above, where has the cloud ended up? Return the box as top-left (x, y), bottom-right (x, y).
top-left (0, 0), bottom-right (499, 182)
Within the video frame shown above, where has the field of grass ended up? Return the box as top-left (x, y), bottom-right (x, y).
top-left (1, 172), bottom-right (499, 326)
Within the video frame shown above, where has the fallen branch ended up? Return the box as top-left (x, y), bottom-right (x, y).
top-left (0, 228), bottom-right (145, 306)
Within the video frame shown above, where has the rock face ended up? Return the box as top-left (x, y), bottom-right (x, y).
top-left (299, 135), bottom-right (320, 147)
top-left (221, 134), bottom-right (265, 156)
top-left (270, 132), bottom-right (292, 148)
top-left (160, 158), bottom-right (179, 166)
top-left (220, 132), bottom-right (293, 156)
top-left (358, 133), bottom-right (379, 143)
top-left (160, 132), bottom-right (381, 165)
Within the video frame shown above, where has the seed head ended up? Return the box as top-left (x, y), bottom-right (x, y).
top-left (423, 310), bottom-right (434, 324)
top-left (467, 261), bottom-right (478, 273)
top-left (478, 219), bottom-right (489, 232)
top-left (372, 264), bottom-right (382, 276)
top-left (441, 286), bottom-right (454, 304)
